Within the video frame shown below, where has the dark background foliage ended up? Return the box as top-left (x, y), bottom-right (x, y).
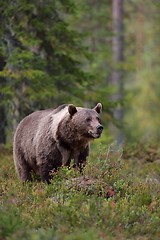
top-left (0, 0), bottom-right (160, 144)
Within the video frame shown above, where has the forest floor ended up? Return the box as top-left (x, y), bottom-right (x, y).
top-left (0, 142), bottom-right (160, 240)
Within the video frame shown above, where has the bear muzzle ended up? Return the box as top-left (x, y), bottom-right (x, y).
top-left (97, 125), bottom-right (103, 133)
top-left (88, 125), bottom-right (103, 138)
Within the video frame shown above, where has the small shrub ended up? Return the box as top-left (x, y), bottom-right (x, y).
top-left (0, 205), bottom-right (25, 238)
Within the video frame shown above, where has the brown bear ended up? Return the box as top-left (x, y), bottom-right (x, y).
top-left (13, 103), bottom-right (103, 183)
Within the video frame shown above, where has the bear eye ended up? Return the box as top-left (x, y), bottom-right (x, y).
top-left (86, 117), bottom-right (91, 122)
top-left (97, 117), bottom-right (101, 123)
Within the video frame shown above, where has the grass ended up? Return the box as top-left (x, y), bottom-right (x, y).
top-left (0, 143), bottom-right (160, 240)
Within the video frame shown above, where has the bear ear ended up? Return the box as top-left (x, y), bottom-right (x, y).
top-left (68, 104), bottom-right (77, 116)
top-left (93, 103), bottom-right (102, 114)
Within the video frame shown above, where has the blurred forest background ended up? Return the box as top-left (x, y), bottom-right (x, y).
top-left (0, 0), bottom-right (160, 145)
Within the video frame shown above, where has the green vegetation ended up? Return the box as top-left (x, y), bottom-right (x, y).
top-left (0, 144), bottom-right (160, 240)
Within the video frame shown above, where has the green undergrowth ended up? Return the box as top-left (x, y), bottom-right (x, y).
top-left (0, 143), bottom-right (160, 240)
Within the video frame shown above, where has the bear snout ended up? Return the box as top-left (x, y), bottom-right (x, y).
top-left (96, 125), bottom-right (103, 133)
top-left (88, 124), bottom-right (103, 138)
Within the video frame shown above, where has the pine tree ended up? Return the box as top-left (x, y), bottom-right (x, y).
top-left (0, 0), bottom-right (90, 141)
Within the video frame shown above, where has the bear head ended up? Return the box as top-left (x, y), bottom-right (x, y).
top-left (67, 103), bottom-right (103, 139)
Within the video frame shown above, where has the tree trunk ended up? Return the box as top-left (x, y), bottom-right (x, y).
top-left (0, 55), bottom-right (7, 144)
top-left (3, 31), bottom-right (21, 142)
top-left (110, 0), bottom-right (124, 144)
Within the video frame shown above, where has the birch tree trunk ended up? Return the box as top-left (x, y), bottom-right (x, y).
top-left (0, 55), bottom-right (6, 144)
top-left (110, 0), bottom-right (124, 144)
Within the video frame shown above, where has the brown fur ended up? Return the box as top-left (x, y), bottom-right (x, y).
top-left (13, 103), bottom-right (103, 183)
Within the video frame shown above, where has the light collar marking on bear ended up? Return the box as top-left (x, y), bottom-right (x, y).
top-left (51, 106), bottom-right (69, 139)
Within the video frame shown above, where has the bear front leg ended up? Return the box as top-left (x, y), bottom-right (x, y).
top-left (73, 145), bottom-right (89, 172)
top-left (38, 162), bottom-right (51, 184)
top-left (37, 147), bottom-right (63, 184)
